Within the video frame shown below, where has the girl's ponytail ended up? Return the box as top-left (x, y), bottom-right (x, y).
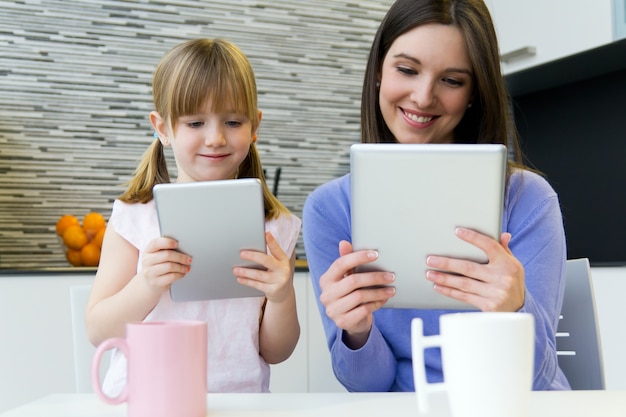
top-left (119, 138), bottom-right (170, 203)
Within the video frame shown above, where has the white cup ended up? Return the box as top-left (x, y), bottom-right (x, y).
top-left (412, 312), bottom-right (534, 417)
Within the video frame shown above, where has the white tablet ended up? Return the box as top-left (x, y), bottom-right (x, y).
top-left (153, 178), bottom-right (266, 302)
top-left (350, 143), bottom-right (507, 310)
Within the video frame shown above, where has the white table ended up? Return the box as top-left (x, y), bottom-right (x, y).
top-left (0, 391), bottom-right (624, 417)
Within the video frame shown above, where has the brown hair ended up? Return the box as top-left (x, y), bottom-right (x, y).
top-left (361, 0), bottom-right (525, 172)
top-left (120, 38), bottom-right (288, 219)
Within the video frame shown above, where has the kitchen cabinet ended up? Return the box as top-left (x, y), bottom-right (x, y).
top-left (0, 271), bottom-right (344, 413)
top-left (270, 272), bottom-right (345, 393)
top-left (484, 0), bottom-right (617, 74)
top-left (3, 267), bottom-right (622, 413)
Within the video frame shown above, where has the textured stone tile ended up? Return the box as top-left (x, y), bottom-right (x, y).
top-left (0, 0), bottom-right (393, 269)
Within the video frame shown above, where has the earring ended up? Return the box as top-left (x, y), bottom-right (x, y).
top-left (252, 134), bottom-right (257, 143)
top-left (154, 132), bottom-right (169, 145)
top-left (376, 81), bottom-right (381, 88)
top-left (467, 103), bottom-right (473, 109)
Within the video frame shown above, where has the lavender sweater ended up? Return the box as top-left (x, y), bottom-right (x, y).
top-left (302, 169), bottom-right (570, 391)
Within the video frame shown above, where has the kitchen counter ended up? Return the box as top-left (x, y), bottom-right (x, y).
top-left (0, 260), bottom-right (310, 276)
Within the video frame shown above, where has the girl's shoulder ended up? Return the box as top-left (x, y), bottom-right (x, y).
top-left (266, 211), bottom-right (301, 237)
top-left (265, 212), bottom-right (301, 256)
top-left (109, 199), bottom-right (159, 249)
top-left (110, 199), bottom-right (156, 222)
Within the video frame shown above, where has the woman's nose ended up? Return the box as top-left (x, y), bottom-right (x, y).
top-left (410, 78), bottom-right (436, 109)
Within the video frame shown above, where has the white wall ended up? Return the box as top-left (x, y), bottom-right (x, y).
top-left (0, 274), bottom-right (96, 412)
top-left (1, 267), bottom-right (624, 412)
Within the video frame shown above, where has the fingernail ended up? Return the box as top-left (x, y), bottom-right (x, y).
top-left (384, 273), bottom-right (395, 282)
top-left (367, 251), bottom-right (378, 259)
top-left (385, 286), bottom-right (396, 295)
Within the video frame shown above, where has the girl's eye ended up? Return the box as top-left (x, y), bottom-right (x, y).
top-left (187, 121), bottom-right (204, 128)
top-left (225, 120), bottom-right (242, 127)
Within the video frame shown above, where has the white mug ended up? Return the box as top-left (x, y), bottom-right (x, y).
top-left (412, 312), bottom-right (534, 417)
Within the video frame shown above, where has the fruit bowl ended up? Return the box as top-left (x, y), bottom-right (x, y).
top-left (56, 212), bottom-right (107, 267)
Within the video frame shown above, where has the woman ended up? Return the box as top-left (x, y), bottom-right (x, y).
top-left (303, 0), bottom-right (569, 391)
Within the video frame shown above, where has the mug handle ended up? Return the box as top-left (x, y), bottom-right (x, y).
top-left (411, 318), bottom-right (446, 413)
top-left (92, 337), bottom-right (129, 405)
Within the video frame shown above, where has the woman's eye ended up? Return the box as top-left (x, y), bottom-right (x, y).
top-left (443, 78), bottom-right (464, 87)
top-left (397, 66), bottom-right (417, 75)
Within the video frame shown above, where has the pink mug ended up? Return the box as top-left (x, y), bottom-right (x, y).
top-left (92, 320), bottom-right (207, 417)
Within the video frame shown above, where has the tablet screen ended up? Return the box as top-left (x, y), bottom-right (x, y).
top-left (350, 143), bottom-right (506, 309)
top-left (154, 178), bottom-right (266, 302)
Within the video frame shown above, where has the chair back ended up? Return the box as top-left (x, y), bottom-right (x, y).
top-left (70, 284), bottom-right (110, 393)
top-left (556, 258), bottom-right (605, 390)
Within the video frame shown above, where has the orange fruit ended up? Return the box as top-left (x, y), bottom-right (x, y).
top-left (83, 212), bottom-right (106, 239)
top-left (80, 242), bottom-right (101, 267)
top-left (63, 225), bottom-right (88, 250)
top-left (92, 226), bottom-right (106, 248)
top-left (56, 214), bottom-right (80, 236)
top-left (66, 248), bottom-right (82, 267)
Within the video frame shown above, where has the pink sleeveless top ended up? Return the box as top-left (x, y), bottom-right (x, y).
top-left (102, 198), bottom-right (301, 394)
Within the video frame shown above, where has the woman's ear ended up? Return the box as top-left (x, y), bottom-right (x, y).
top-left (150, 111), bottom-right (170, 146)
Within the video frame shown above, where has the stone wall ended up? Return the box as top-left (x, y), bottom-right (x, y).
top-left (0, 0), bottom-right (392, 268)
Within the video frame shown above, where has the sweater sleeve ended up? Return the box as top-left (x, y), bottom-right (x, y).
top-left (302, 175), bottom-right (398, 391)
top-left (505, 171), bottom-right (570, 390)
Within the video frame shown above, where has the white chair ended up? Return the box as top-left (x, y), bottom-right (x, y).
top-left (556, 258), bottom-right (605, 390)
top-left (70, 285), bottom-right (110, 393)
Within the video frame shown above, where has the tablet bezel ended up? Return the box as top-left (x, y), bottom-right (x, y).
top-left (350, 143), bottom-right (506, 310)
top-left (153, 178), bottom-right (266, 302)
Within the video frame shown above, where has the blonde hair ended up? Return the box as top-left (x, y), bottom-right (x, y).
top-left (120, 38), bottom-right (288, 219)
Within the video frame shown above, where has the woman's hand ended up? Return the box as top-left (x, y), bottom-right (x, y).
top-left (425, 228), bottom-right (525, 312)
top-left (138, 237), bottom-right (192, 295)
top-left (318, 240), bottom-right (396, 349)
top-left (234, 231), bottom-right (294, 303)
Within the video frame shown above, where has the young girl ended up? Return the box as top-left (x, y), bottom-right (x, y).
top-left (86, 38), bottom-right (301, 393)
top-left (303, 0), bottom-right (569, 391)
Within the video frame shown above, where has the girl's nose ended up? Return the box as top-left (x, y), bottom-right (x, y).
top-left (204, 127), bottom-right (226, 147)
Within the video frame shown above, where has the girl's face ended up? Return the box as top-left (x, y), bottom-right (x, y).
top-left (153, 98), bottom-right (259, 183)
top-left (378, 23), bottom-right (474, 144)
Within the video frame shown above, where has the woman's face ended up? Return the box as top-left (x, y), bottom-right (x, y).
top-left (378, 23), bottom-right (474, 144)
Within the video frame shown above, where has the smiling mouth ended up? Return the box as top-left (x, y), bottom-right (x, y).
top-left (405, 112), bottom-right (435, 123)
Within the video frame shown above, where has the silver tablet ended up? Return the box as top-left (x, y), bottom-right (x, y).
top-left (350, 143), bottom-right (506, 310)
top-left (153, 178), bottom-right (266, 302)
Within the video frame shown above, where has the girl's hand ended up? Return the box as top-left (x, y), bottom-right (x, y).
top-left (138, 237), bottom-right (192, 294)
top-left (318, 240), bottom-right (396, 349)
top-left (425, 228), bottom-right (525, 312)
top-left (234, 231), bottom-right (294, 304)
